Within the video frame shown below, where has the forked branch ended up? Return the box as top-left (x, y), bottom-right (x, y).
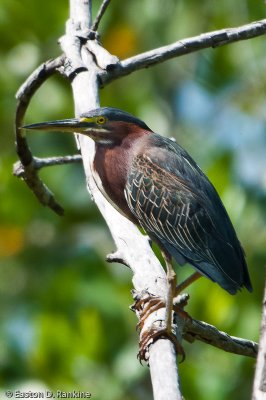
top-left (14, 18), bottom-right (266, 215)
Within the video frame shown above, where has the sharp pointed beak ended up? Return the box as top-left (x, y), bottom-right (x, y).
top-left (22, 117), bottom-right (96, 133)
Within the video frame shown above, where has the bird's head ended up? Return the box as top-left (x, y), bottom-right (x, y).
top-left (23, 107), bottom-right (152, 145)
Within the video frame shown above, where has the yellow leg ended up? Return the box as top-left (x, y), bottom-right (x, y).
top-left (162, 252), bottom-right (177, 330)
top-left (135, 252), bottom-right (195, 362)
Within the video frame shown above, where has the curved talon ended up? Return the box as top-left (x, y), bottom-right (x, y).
top-left (136, 298), bottom-right (165, 331)
top-left (131, 292), bottom-right (166, 331)
top-left (138, 326), bottom-right (185, 363)
top-left (133, 284), bottom-right (190, 364)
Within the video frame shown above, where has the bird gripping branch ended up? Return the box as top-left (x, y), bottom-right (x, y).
top-left (23, 107), bottom-right (252, 359)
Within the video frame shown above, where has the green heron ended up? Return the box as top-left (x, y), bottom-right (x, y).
top-left (24, 107), bottom-right (252, 355)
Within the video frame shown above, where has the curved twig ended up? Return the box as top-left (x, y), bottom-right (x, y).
top-left (15, 55), bottom-right (66, 215)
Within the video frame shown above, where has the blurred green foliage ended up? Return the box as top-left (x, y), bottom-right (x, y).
top-left (0, 1), bottom-right (265, 399)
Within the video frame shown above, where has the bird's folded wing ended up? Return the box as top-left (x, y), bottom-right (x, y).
top-left (124, 152), bottom-right (217, 266)
top-left (124, 143), bottom-right (251, 294)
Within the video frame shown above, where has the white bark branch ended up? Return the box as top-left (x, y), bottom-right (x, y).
top-left (62, 1), bottom-right (183, 399)
top-left (149, 340), bottom-right (182, 400)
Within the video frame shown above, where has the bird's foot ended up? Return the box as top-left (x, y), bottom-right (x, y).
top-left (131, 290), bottom-right (165, 331)
top-left (137, 324), bottom-right (185, 363)
top-left (131, 289), bottom-right (189, 363)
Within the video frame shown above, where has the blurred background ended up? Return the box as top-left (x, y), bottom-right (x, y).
top-left (0, 0), bottom-right (265, 399)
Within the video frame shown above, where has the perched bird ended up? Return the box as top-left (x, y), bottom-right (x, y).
top-left (23, 107), bottom-right (252, 353)
top-left (24, 107), bottom-right (252, 293)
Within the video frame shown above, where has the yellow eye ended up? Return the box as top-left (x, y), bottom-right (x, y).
top-left (96, 116), bottom-right (107, 124)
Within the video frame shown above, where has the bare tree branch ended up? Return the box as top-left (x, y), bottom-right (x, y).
top-left (149, 339), bottom-right (183, 400)
top-left (99, 18), bottom-right (266, 86)
top-left (184, 317), bottom-right (258, 358)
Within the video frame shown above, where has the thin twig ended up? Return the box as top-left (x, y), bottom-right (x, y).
top-left (99, 18), bottom-right (266, 86)
top-left (13, 155), bottom-right (82, 178)
top-left (91, 0), bottom-right (112, 32)
top-left (33, 154), bottom-right (82, 169)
